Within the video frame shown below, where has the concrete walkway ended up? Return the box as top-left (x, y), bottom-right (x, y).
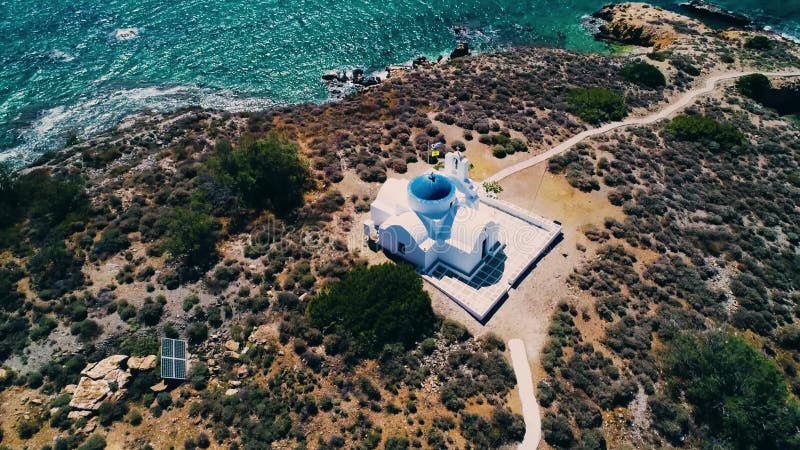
top-left (509, 339), bottom-right (541, 450)
top-left (487, 71), bottom-right (800, 183)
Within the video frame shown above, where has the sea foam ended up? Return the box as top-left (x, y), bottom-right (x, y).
top-left (113, 27), bottom-right (141, 41)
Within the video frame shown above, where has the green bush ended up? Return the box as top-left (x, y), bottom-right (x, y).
top-left (664, 115), bottom-right (745, 148)
top-left (117, 301), bottom-right (137, 321)
top-left (156, 392), bottom-right (172, 409)
top-left (737, 73), bottom-right (771, 100)
top-left (77, 434), bottom-right (106, 450)
top-left (27, 240), bottom-right (86, 299)
top-left (187, 322), bottom-right (209, 345)
top-left (97, 401), bottom-right (126, 426)
top-left (161, 207), bottom-right (218, 270)
top-left (17, 418), bottom-right (40, 439)
top-left (384, 436), bottom-right (410, 450)
top-left (70, 319), bottom-right (101, 342)
top-left (307, 263), bottom-right (437, 357)
top-left (92, 226), bottom-right (130, 260)
top-left (128, 409), bottom-right (143, 426)
top-left (745, 35), bottom-right (773, 50)
top-left (207, 134), bottom-right (309, 215)
top-left (188, 362), bottom-right (209, 390)
top-left (664, 331), bottom-right (800, 449)
top-left (542, 411), bottom-right (574, 448)
top-left (621, 61), bottom-right (666, 88)
top-left (491, 146), bottom-right (507, 159)
top-left (0, 264), bottom-right (25, 312)
top-left (138, 298), bottom-right (164, 326)
top-left (567, 87), bottom-right (627, 124)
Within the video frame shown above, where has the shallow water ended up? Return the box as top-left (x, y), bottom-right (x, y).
top-left (0, 0), bottom-right (796, 165)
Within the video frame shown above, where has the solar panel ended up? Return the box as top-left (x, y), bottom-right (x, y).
top-left (161, 338), bottom-right (188, 380)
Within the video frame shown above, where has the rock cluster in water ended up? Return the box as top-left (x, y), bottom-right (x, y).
top-left (679, 1), bottom-right (752, 28)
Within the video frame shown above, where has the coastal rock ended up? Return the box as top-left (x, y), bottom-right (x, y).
top-left (69, 377), bottom-right (112, 410)
top-left (128, 355), bottom-right (157, 371)
top-left (412, 56), bottom-right (429, 68)
top-left (591, 3), bottom-right (687, 49)
top-left (679, 1), bottom-right (751, 28)
top-left (450, 42), bottom-right (470, 59)
top-left (352, 68), bottom-right (365, 85)
top-left (361, 76), bottom-right (381, 87)
top-left (386, 64), bottom-right (411, 78)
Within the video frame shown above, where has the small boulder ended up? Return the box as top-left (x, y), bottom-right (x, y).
top-left (225, 388), bottom-right (239, 397)
top-left (68, 410), bottom-right (92, 420)
top-left (150, 381), bottom-right (168, 392)
top-left (82, 355), bottom-right (129, 387)
top-left (224, 340), bottom-right (240, 352)
top-left (249, 325), bottom-right (277, 346)
top-left (128, 355), bottom-right (157, 371)
top-left (79, 417), bottom-right (98, 434)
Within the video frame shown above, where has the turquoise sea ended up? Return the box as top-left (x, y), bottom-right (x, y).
top-left (0, 0), bottom-right (797, 165)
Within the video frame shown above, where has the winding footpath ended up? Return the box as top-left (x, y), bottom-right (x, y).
top-left (488, 71), bottom-right (800, 184)
top-left (501, 70), bottom-right (800, 450)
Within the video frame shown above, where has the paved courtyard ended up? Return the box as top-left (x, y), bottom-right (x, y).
top-left (422, 197), bottom-right (561, 321)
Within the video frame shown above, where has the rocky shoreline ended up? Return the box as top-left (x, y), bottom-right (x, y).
top-left (319, 40), bottom-right (472, 100)
top-left (678, 0), bottom-right (752, 29)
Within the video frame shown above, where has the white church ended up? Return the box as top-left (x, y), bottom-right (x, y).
top-left (364, 152), bottom-right (562, 320)
top-left (364, 152), bottom-right (500, 274)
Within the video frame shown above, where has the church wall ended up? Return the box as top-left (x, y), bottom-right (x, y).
top-left (378, 225), bottom-right (427, 268)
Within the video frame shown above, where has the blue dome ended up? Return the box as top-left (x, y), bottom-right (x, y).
top-left (409, 173), bottom-right (454, 201)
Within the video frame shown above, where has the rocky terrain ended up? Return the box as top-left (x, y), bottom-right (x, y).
top-left (0, 2), bottom-right (799, 449)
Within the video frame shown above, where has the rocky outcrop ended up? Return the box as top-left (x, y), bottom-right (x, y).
top-left (128, 355), bottom-right (157, 371)
top-left (82, 354), bottom-right (129, 381)
top-left (591, 3), bottom-right (690, 50)
top-left (224, 340), bottom-right (240, 352)
top-left (70, 377), bottom-right (113, 411)
top-left (70, 354), bottom-right (133, 410)
top-left (679, 1), bottom-right (751, 28)
top-left (249, 324), bottom-right (277, 345)
top-left (321, 69), bottom-right (383, 97)
top-left (450, 42), bottom-right (470, 59)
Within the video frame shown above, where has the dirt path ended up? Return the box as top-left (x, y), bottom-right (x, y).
top-left (509, 339), bottom-right (541, 450)
top-left (487, 71), bottom-right (800, 183)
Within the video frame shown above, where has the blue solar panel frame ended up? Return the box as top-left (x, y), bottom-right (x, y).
top-left (161, 338), bottom-right (188, 380)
